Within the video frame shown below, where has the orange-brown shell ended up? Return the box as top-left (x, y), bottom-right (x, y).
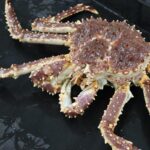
top-left (69, 18), bottom-right (150, 74)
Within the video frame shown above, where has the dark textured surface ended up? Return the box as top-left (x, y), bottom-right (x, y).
top-left (0, 0), bottom-right (150, 150)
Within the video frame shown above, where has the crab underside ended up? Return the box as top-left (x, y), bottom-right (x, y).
top-left (1, 0), bottom-right (150, 149)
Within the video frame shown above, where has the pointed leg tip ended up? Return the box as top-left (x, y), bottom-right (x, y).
top-left (93, 10), bottom-right (99, 15)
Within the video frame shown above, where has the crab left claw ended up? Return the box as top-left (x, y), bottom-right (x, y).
top-left (0, 54), bottom-right (75, 95)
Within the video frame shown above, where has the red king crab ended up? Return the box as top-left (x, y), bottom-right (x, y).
top-left (2, 0), bottom-right (150, 149)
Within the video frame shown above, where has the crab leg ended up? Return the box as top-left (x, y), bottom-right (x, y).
top-left (59, 80), bottom-right (102, 118)
top-left (32, 21), bottom-right (77, 33)
top-left (31, 4), bottom-right (98, 33)
top-left (5, 0), bottom-right (68, 45)
top-left (139, 75), bottom-right (150, 114)
top-left (99, 84), bottom-right (140, 150)
top-left (0, 55), bottom-right (68, 79)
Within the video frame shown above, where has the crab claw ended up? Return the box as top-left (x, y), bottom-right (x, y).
top-left (0, 54), bottom-right (75, 95)
top-left (59, 80), bottom-right (104, 118)
top-left (30, 58), bottom-right (75, 95)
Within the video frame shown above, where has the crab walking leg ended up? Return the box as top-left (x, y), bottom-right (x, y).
top-left (59, 80), bottom-right (102, 118)
top-left (51, 3), bottom-right (99, 21)
top-left (99, 84), bottom-right (140, 150)
top-left (139, 75), bottom-right (150, 114)
top-left (32, 21), bottom-right (77, 33)
top-left (0, 55), bottom-right (68, 79)
top-left (31, 3), bottom-right (98, 32)
top-left (5, 0), bottom-right (68, 45)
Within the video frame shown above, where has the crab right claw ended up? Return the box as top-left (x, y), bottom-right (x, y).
top-left (59, 79), bottom-right (105, 118)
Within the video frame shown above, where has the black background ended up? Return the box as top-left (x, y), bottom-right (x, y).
top-left (0, 0), bottom-right (150, 150)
